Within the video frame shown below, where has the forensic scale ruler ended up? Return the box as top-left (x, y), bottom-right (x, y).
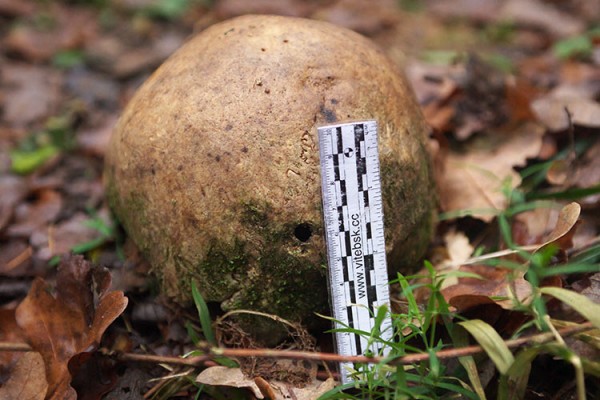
top-left (318, 120), bottom-right (393, 384)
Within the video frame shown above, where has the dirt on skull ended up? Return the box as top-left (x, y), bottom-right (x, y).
top-left (104, 15), bottom-right (437, 340)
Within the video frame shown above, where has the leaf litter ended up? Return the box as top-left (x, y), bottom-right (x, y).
top-left (440, 202), bottom-right (582, 312)
top-left (0, 0), bottom-right (599, 398)
top-left (11, 255), bottom-right (127, 399)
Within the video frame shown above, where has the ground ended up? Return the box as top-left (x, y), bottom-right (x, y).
top-left (0, 0), bottom-right (599, 399)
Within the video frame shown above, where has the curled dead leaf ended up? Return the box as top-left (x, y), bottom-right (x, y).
top-left (442, 264), bottom-right (533, 312)
top-left (441, 203), bottom-right (581, 316)
top-left (271, 377), bottom-right (337, 400)
top-left (254, 376), bottom-right (276, 400)
top-left (196, 366), bottom-right (337, 400)
top-left (196, 366), bottom-right (264, 398)
top-left (535, 202), bottom-right (581, 253)
top-left (14, 255), bottom-right (128, 400)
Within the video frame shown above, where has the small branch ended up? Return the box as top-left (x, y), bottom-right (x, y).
top-left (210, 321), bottom-right (593, 366)
top-left (5, 246), bottom-right (33, 272)
top-left (0, 322), bottom-right (593, 368)
top-left (0, 342), bottom-right (31, 352)
top-left (105, 351), bottom-right (214, 367)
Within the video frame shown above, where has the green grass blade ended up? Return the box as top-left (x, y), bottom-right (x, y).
top-left (459, 319), bottom-right (514, 374)
top-left (83, 217), bottom-right (113, 237)
top-left (528, 184), bottom-right (600, 201)
top-left (582, 359), bottom-right (600, 377)
top-left (537, 263), bottom-right (600, 277)
top-left (506, 347), bottom-right (540, 400)
top-left (213, 356), bottom-right (239, 368)
top-left (452, 325), bottom-right (487, 400)
top-left (571, 242), bottom-right (600, 264)
top-left (317, 382), bottom-right (360, 399)
top-left (498, 213), bottom-right (515, 249)
top-left (373, 304), bottom-right (388, 337)
top-left (72, 237), bottom-right (107, 254)
top-left (540, 287), bottom-right (600, 328)
top-left (185, 321), bottom-right (202, 346)
top-left (397, 273), bottom-right (422, 321)
top-left (191, 282), bottom-right (217, 346)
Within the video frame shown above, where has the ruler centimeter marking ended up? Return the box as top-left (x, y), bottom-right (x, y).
top-left (318, 120), bottom-right (393, 384)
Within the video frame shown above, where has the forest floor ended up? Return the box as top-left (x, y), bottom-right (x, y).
top-left (0, 0), bottom-right (599, 399)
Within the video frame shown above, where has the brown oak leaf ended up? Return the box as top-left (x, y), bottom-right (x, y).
top-left (0, 351), bottom-right (48, 400)
top-left (14, 255), bottom-right (128, 400)
top-left (0, 307), bottom-right (28, 383)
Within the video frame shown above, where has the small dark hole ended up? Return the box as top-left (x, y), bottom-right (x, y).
top-left (294, 223), bottom-right (312, 242)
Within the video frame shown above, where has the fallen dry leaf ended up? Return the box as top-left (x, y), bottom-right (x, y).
top-left (1, 64), bottom-right (63, 128)
top-left (0, 351), bottom-right (48, 400)
top-left (0, 0), bottom-right (35, 17)
top-left (444, 230), bottom-right (475, 267)
top-left (14, 255), bottom-right (128, 400)
top-left (6, 189), bottom-right (62, 238)
top-left (34, 212), bottom-right (104, 261)
top-left (214, 0), bottom-right (315, 19)
top-left (514, 207), bottom-right (559, 244)
top-left (499, 0), bottom-right (585, 38)
top-left (85, 32), bottom-right (183, 79)
top-left (505, 77), bottom-right (538, 123)
top-left (545, 141), bottom-right (600, 201)
top-left (76, 114), bottom-right (119, 157)
top-left (69, 352), bottom-right (119, 400)
top-left (433, 230), bottom-right (475, 290)
top-left (428, 0), bottom-right (501, 22)
top-left (405, 61), bottom-right (461, 132)
top-left (0, 307), bottom-right (27, 382)
top-left (196, 366), bottom-right (337, 400)
top-left (439, 123), bottom-right (545, 221)
top-left (578, 272), bottom-right (600, 305)
top-left (311, 0), bottom-right (399, 36)
top-left (196, 366), bottom-right (264, 398)
top-left (571, 141), bottom-right (600, 189)
top-left (535, 202), bottom-right (581, 253)
top-left (64, 69), bottom-right (120, 110)
top-left (532, 96), bottom-right (600, 131)
top-left (441, 203), bottom-right (581, 313)
top-left (271, 377), bottom-right (337, 400)
top-left (442, 264), bottom-right (533, 312)
top-left (0, 174), bottom-right (28, 232)
top-left (2, 3), bottom-right (98, 62)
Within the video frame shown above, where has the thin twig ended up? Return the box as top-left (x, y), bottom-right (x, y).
top-left (4, 246), bottom-right (33, 272)
top-left (0, 342), bottom-right (31, 352)
top-left (458, 246), bottom-right (538, 266)
top-left (0, 321), bottom-right (593, 366)
top-left (208, 321), bottom-right (593, 365)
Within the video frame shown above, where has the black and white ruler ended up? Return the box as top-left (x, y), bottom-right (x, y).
top-left (318, 120), bottom-right (393, 383)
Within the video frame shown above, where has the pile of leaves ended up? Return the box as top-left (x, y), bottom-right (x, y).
top-left (0, 0), bottom-right (599, 399)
